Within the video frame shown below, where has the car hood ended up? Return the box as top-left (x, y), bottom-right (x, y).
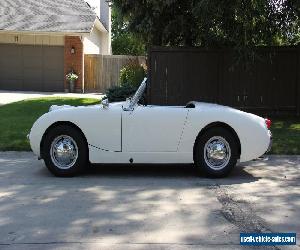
top-left (49, 101), bottom-right (125, 112)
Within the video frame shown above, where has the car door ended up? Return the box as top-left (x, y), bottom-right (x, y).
top-left (122, 105), bottom-right (189, 152)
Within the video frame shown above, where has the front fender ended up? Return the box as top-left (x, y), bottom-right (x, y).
top-left (29, 104), bottom-right (122, 158)
top-left (29, 111), bottom-right (83, 158)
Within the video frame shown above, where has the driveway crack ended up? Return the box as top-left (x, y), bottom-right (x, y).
top-left (215, 185), bottom-right (281, 250)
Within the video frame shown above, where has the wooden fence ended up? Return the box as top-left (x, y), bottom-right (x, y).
top-left (84, 55), bottom-right (146, 93)
top-left (148, 46), bottom-right (300, 116)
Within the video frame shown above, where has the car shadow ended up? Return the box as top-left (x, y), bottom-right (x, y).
top-left (79, 163), bottom-right (260, 185)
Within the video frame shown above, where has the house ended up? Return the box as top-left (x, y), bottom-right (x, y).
top-left (0, 0), bottom-right (111, 92)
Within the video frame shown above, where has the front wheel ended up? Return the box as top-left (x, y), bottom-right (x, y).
top-left (42, 125), bottom-right (88, 177)
top-left (194, 127), bottom-right (239, 177)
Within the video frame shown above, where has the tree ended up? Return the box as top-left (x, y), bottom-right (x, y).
top-left (111, 6), bottom-right (146, 55)
top-left (111, 0), bottom-right (300, 59)
top-left (112, 33), bottom-right (146, 55)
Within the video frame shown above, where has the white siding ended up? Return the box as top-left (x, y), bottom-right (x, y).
top-left (0, 33), bottom-right (64, 46)
top-left (100, 31), bottom-right (111, 55)
top-left (100, 0), bottom-right (111, 30)
top-left (100, 0), bottom-right (111, 54)
top-left (83, 27), bottom-right (102, 54)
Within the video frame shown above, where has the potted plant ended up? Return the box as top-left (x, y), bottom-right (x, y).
top-left (66, 71), bottom-right (78, 93)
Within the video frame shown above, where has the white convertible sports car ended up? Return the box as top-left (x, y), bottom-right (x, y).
top-left (28, 78), bottom-right (272, 177)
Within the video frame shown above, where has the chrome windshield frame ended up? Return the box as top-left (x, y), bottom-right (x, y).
top-left (123, 78), bottom-right (147, 111)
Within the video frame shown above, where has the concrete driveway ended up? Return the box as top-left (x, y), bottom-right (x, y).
top-left (0, 91), bottom-right (104, 106)
top-left (0, 152), bottom-right (299, 250)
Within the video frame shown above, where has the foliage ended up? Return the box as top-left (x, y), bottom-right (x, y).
top-left (66, 72), bottom-right (78, 81)
top-left (119, 63), bottom-right (146, 87)
top-left (268, 117), bottom-right (300, 155)
top-left (106, 83), bottom-right (147, 103)
top-left (111, 5), bottom-right (146, 55)
top-left (106, 83), bottom-right (137, 102)
top-left (111, 0), bottom-right (300, 61)
top-left (106, 61), bottom-right (146, 102)
top-left (111, 5), bottom-right (127, 39)
top-left (0, 98), bottom-right (99, 151)
top-left (106, 84), bottom-right (137, 102)
top-left (112, 33), bottom-right (146, 55)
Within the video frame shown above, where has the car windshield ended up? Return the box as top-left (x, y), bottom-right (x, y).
top-left (126, 78), bottom-right (147, 110)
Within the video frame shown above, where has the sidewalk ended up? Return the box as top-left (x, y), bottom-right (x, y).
top-left (0, 90), bottom-right (105, 106)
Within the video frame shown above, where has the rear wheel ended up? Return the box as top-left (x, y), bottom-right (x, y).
top-left (194, 127), bottom-right (239, 177)
top-left (42, 125), bottom-right (88, 177)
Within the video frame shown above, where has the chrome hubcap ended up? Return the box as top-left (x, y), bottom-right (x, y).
top-left (50, 135), bottom-right (78, 169)
top-left (204, 136), bottom-right (231, 170)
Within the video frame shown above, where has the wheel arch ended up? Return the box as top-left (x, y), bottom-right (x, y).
top-left (193, 122), bottom-right (241, 161)
top-left (40, 121), bottom-right (88, 159)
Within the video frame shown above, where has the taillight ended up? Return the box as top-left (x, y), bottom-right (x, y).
top-left (265, 118), bottom-right (271, 129)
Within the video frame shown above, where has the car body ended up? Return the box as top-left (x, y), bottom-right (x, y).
top-left (29, 78), bottom-right (272, 177)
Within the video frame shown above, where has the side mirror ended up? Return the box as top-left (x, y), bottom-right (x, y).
top-left (102, 99), bottom-right (109, 108)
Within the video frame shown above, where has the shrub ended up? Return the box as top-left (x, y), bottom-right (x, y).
top-left (106, 83), bottom-right (137, 102)
top-left (119, 63), bottom-right (146, 87)
top-left (106, 62), bottom-right (146, 102)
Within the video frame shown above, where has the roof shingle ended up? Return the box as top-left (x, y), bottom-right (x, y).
top-left (0, 0), bottom-right (97, 33)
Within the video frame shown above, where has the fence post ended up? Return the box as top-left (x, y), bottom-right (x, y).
top-left (297, 45), bottom-right (300, 116)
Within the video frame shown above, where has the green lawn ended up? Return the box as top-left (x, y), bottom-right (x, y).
top-left (0, 99), bottom-right (299, 154)
top-left (269, 117), bottom-right (300, 155)
top-left (0, 97), bottom-right (99, 151)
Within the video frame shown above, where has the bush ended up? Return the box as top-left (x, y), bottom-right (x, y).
top-left (119, 63), bottom-right (146, 88)
top-left (106, 63), bottom-right (146, 102)
top-left (106, 83), bottom-right (137, 102)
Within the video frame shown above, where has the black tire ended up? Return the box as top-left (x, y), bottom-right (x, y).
top-left (42, 125), bottom-right (88, 177)
top-left (194, 127), bottom-right (239, 177)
